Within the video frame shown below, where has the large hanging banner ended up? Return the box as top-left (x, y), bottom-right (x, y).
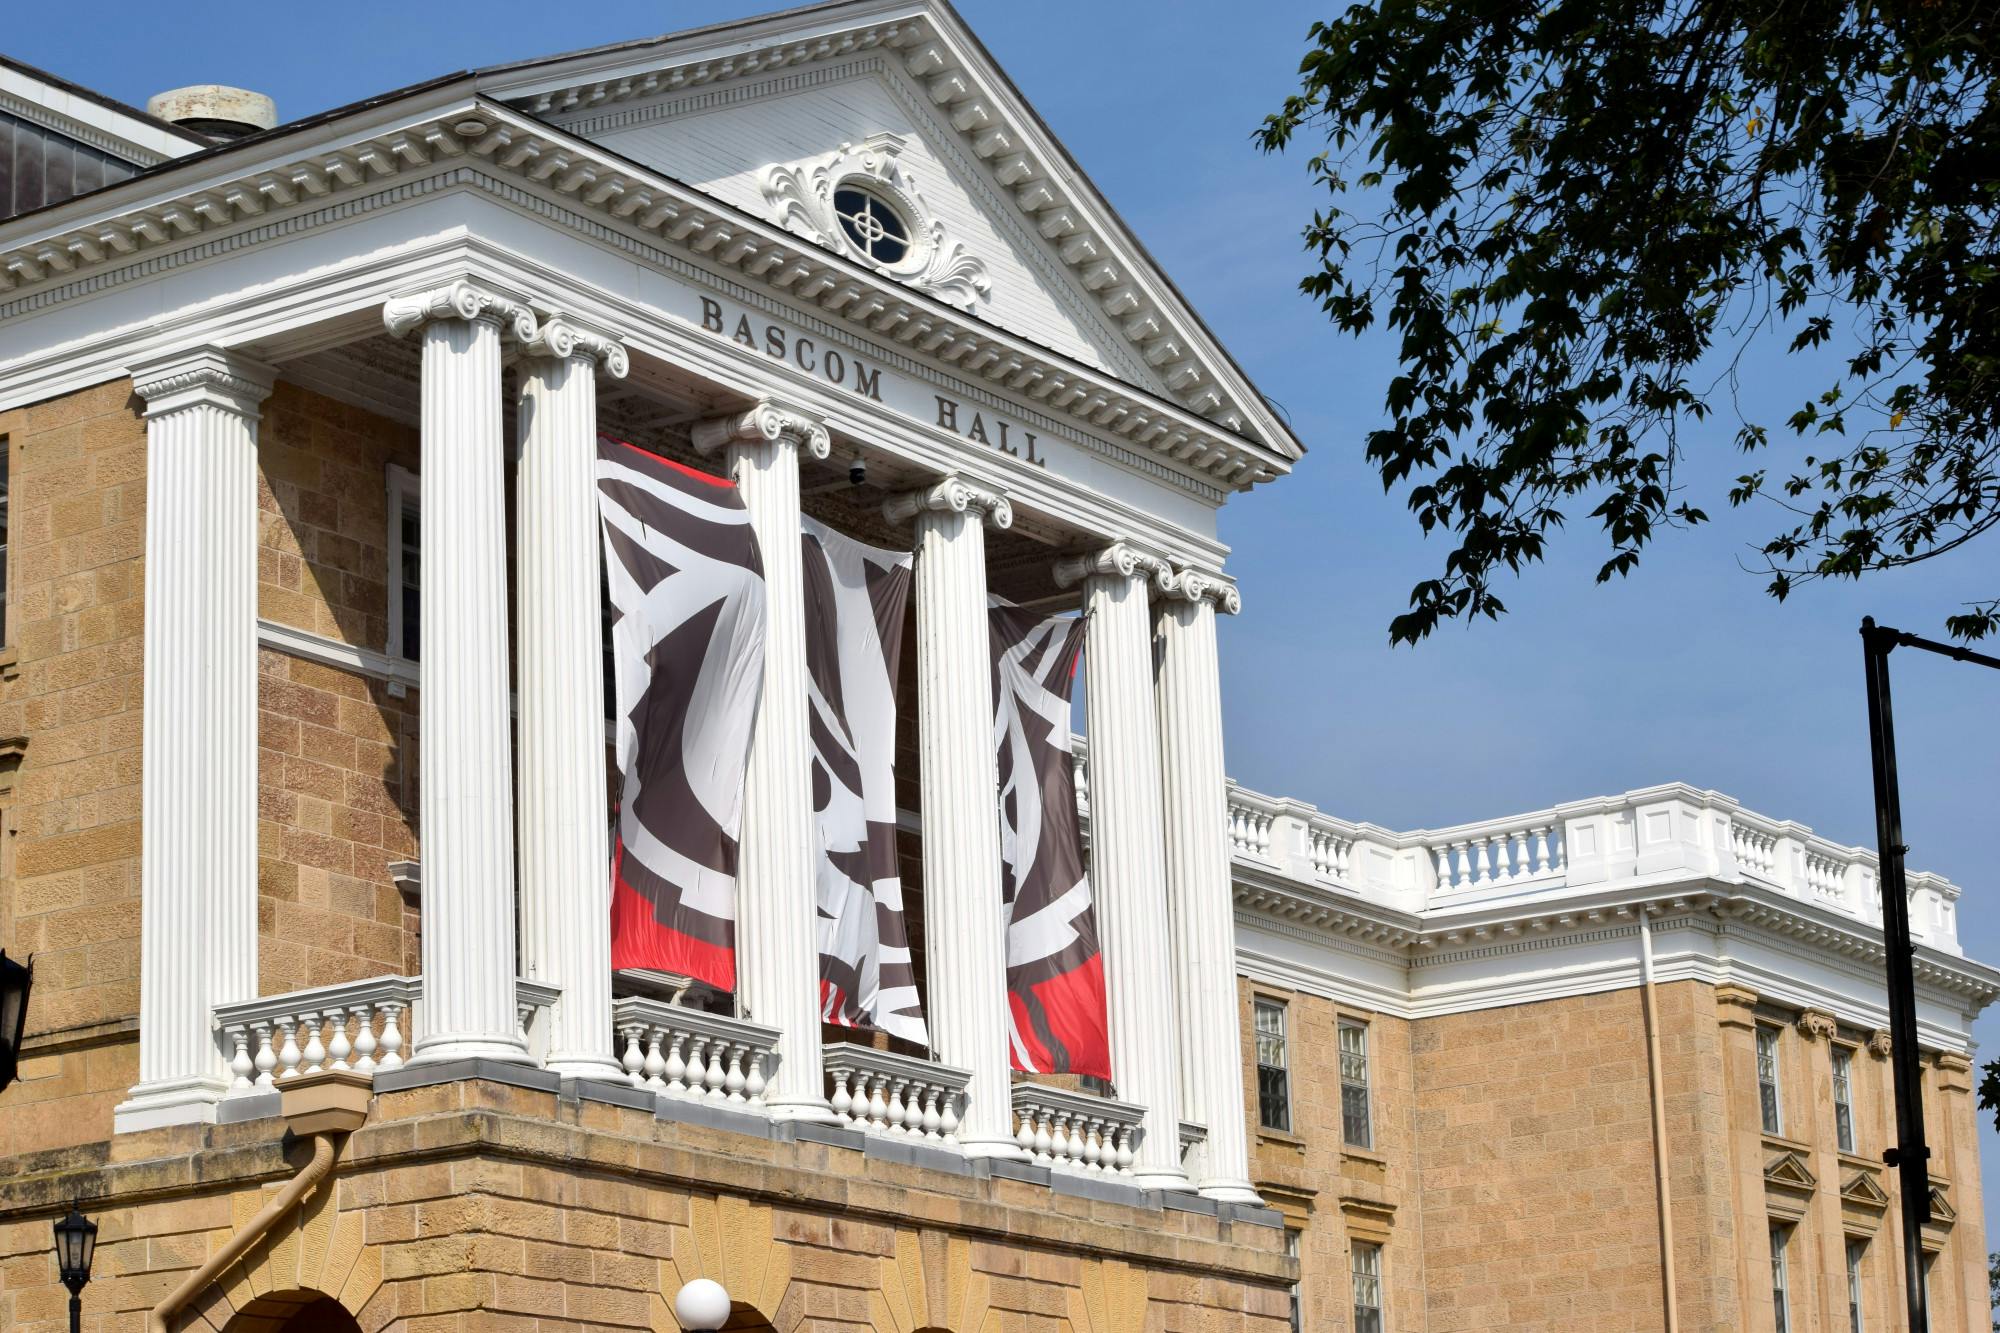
top-left (598, 436), bottom-right (765, 992)
top-left (801, 518), bottom-right (926, 1044)
top-left (989, 597), bottom-right (1111, 1077)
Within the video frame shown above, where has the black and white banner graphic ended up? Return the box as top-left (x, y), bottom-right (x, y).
top-left (598, 436), bottom-right (766, 992)
top-left (990, 597), bottom-right (1110, 1077)
top-left (802, 517), bottom-right (925, 1044)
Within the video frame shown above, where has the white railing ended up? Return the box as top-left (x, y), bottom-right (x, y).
top-left (1011, 1083), bottom-right (1143, 1176)
top-left (1227, 789), bottom-right (1281, 862)
top-left (1223, 778), bottom-right (1963, 951)
top-left (823, 1044), bottom-right (970, 1142)
top-left (612, 995), bottom-right (781, 1107)
top-left (213, 974), bottom-right (561, 1092)
top-left (1427, 821), bottom-right (1564, 894)
top-left (215, 975), bottom-right (420, 1092)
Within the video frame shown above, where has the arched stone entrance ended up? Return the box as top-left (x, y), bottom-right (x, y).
top-left (221, 1291), bottom-right (363, 1333)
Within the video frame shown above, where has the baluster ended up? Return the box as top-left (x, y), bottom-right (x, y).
top-left (703, 1037), bottom-right (730, 1099)
top-left (325, 1006), bottom-right (352, 1071)
top-left (298, 1011), bottom-right (326, 1075)
top-left (225, 1024), bottom-right (254, 1092)
top-left (252, 1021), bottom-right (277, 1089)
top-left (1434, 845), bottom-right (1454, 891)
top-left (1031, 1108), bottom-right (1054, 1163)
top-left (744, 1049), bottom-right (768, 1106)
top-left (351, 1002), bottom-right (378, 1073)
top-left (1474, 838), bottom-right (1494, 885)
top-left (1530, 827), bottom-right (1550, 875)
top-left (620, 1024), bottom-right (646, 1087)
top-left (830, 1068), bottom-right (854, 1124)
top-left (918, 1086), bottom-right (942, 1139)
top-left (663, 1032), bottom-right (689, 1093)
top-left (644, 1029), bottom-right (670, 1091)
top-left (723, 1042), bottom-right (748, 1102)
top-left (863, 1074), bottom-right (887, 1129)
top-left (1512, 831), bottom-right (1531, 880)
top-left (377, 1002), bottom-right (406, 1070)
top-left (276, 1018), bottom-right (302, 1080)
top-left (941, 1090), bottom-right (961, 1143)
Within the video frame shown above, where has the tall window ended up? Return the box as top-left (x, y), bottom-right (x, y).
top-left (385, 464), bottom-right (421, 663)
top-left (1845, 1238), bottom-right (1865, 1333)
top-left (1756, 1026), bottom-right (1783, 1135)
top-left (1284, 1230), bottom-right (1302, 1333)
top-left (0, 441), bottom-right (11, 646)
top-left (1254, 999), bottom-right (1291, 1132)
top-left (1832, 1046), bottom-right (1856, 1153)
top-left (1351, 1241), bottom-right (1384, 1333)
top-left (1339, 1019), bottom-right (1373, 1149)
top-left (1920, 1251), bottom-right (1934, 1333)
top-left (1770, 1225), bottom-right (1792, 1333)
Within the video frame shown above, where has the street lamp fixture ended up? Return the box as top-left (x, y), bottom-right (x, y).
top-left (52, 1200), bottom-right (97, 1333)
top-left (0, 949), bottom-right (30, 1091)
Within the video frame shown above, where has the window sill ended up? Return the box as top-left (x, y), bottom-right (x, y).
top-left (0, 646), bottom-right (18, 681)
top-left (1761, 1130), bottom-right (1814, 1156)
top-left (1257, 1126), bottom-right (1307, 1152)
top-left (1341, 1143), bottom-right (1388, 1166)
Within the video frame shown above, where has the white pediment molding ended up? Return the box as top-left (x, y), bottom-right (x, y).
top-left (478, 2), bottom-right (1302, 460)
top-left (0, 99), bottom-right (1287, 495)
top-left (760, 132), bottom-right (990, 310)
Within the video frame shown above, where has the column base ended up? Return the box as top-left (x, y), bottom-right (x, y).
top-left (113, 1076), bottom-right (229, 1134)
top-left (543, 1053), bottom-right (628, 1084)
top-left (957, 1134), bottom-right (1031, 1162)
top-left (1195, 1179), bottom-right (1265, 1205)
top-left (763, 1093), bottom-right (839, 1124)
top-left (1129, 1167), bottom-right (1197, 1193)
top-left (408, 1033), bottom-right (533, 1066)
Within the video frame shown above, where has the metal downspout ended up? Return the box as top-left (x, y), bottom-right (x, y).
top-left (1640, 907), bottom-right (1681, 1333)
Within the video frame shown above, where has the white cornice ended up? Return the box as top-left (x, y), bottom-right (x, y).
top-left (474, 1), bottom-right (1303, 462)
top-left (0, 97), bottom-right (1287, 496)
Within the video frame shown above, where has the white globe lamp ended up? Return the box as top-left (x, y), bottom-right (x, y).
top-left (674, 1278), bottom-right (732, 1330)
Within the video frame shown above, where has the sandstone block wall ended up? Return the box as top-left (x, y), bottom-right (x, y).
top-left (0, 378), bottom-right (148, 1158)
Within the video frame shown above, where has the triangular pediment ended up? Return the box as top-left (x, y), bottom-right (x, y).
top-left (1764, 1151), bottom-right (1817, 1194)
top-left (476, 0), bottom-right (1301, 460)
top-left (1840, 1170), bottom-right (1890, 1211)
top-left (1927, 1181), bottom-right (1956, 1224)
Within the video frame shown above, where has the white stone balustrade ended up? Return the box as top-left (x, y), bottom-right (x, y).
top-left (823, 1044), bottom-right (970, 1143)
top-left (1226, 789), bottom-right (1281, 862)
top-left (214, 976), bottom-right (418, 1091)
top-left (611, 995), bottom-right (781, 1106)
top-left (1428, 820), bottom-right (1565, 893)
top-left (1011, 1084), bottom-right (1144, 1176)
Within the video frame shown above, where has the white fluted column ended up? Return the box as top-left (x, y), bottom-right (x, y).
top-left (515, 317), bottom-right (629, 1083)
top-left (691, 399), bottom-right (834, 1121)
top-left (1054, 543), bottom-right (1191, 1191)
top-left (384, 280), bottom-right (537, 1065)
top-left (884, 475), bottom-right (1024, 1159)
top-left (1155, 571), bottom-right (1260, 1202)
top-left (116, 347), bottom-right (274, 1132)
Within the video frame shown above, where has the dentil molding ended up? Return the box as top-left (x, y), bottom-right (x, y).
top-left (761, 132), bottom-right (991, 311)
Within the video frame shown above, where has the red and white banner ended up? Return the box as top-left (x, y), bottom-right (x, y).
top-left (802, 517), bottom-right (925, 1043)
top-left (598, 437), bottom-right (765, 992)
top-left (990, 597), bottom-right (1110, 1077)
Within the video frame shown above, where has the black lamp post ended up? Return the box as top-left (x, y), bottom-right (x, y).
top-left (52, 1200), bottom-right (96, 1333)
top-left (0, 949), bottom-right (31, 1091)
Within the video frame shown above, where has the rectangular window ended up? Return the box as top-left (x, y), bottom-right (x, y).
top-left (1254, 998), bottom-right (1290, 1132)
top-left (1756, 1025), bottom-right (1783, 1135)
top-left (1833, 1046), bottom-right (1856, 1153)
top-left (1770, 1225), bottom-right (1791, 1333)
top-left (1351, 1241), bottom-right (1383, 1333)
top-left (1340, 1019), bottom-right (1373, 1149)
top-left (1920, 1251), bottom-right (1934, 1333)
top-left (385, 464), bottom-right (420, 663)
top-left (1845, 1238), bottom-right (1865, 1333)
top-left (0, 441), bottom-right (10, 647)
top-left (1285, 1230), bottom-right (1302, 1333)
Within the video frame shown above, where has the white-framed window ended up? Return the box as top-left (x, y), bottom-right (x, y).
top-left (1284, 1229), bottom-right (1302, 1333)
top-left (0, 437), bottom-right (11, 649)
top-left (1832, 1045), bottom-right (1856, 1153)
top-left (1339, 1019), bottom-right (1373, 1149)
top-left (1351, 1240), bottom-right (1383, 1333)
top-left (1770, 1224), bottom-right (1792, 1333)
top-left (1756, 1025), bottom-right (1783, 1135)
top-left (385, 464), bottom-right (420, 664)
top-left (1845, 1237), bottom-right (1865, 1333)
top-left (1254, 998), bottom-right (1291, 1133)
top-left (1920, 1250), bottom-right (1935, 1332)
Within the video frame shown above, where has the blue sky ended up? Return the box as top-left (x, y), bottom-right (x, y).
top-left (27, 0), bottom-right (1999, 1259)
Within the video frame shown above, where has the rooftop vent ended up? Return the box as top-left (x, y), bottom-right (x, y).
top-left (146, 84), bottom-right (276, 141)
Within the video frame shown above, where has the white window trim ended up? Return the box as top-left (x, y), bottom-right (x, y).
top-left (1757, 1024), bottom-right (1784, 1136)
top-left (1340, 1018), bottom-right (1374, 1150)
top-left (1254, 996), bottom-right (1292, 1133)
top-left (385, 462), bottom-right (420, 673)
top-left (1832, 1044), bottom-right (1857, 1154)
top-left (1771, 1224), bottom-right (1792, 1333)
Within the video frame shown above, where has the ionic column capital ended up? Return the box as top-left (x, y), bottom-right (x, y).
top-left (689, 398), bottom-right (831, 461)
top-left (1053, 542), bottom-right (1178, 594)
top-left (382, 278), bottom-right (539, 342)
top-left (1161, 567), bottom-right (1242, 615)
top-left (128, 346), bottom-right (276, 420)
top-left (518, 315), bottom-right (630, 379)
top-left (882, 474), bottom-right (1013, 530)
